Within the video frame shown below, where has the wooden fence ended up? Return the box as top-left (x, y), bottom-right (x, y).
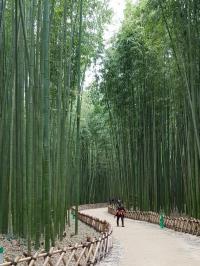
top-left (108, 205), bottom-right (200, 236)
top-left (78, 203), bottom-right (108, 211)
top-left (0, 204), bottom-right (112, 266)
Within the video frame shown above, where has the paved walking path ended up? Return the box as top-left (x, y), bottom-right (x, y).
top-left (82, 208), bottom-right (200, 266)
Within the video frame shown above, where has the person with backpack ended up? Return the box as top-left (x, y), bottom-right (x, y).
top-left (115, 205), bottom-right (125, 227)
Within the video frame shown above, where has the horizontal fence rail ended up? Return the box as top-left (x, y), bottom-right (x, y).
top-left (0, 204), bottom-right (112, 266)
top-left (108, 206), bottom-right (200, 236)
top-left (78, 203), bottom-right (108, 211)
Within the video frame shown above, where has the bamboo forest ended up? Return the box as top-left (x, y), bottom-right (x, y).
top-left (0, 0), bottom-right (200, 255)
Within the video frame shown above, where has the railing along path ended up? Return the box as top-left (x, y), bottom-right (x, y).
top-left (108, 205), bottom-right (200, 236)
top-left (0, 204), bottom-right (112, 266)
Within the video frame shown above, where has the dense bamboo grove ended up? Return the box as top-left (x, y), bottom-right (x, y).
top-left (80, 0), bottom-right (200, 219)
top-left (0, 0), bottom-right (110, 250)
top-left (1, 0), bottom-right (200, 253)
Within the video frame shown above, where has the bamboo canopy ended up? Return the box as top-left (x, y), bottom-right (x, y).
top-left (1, 0), bottom-right (200, 256)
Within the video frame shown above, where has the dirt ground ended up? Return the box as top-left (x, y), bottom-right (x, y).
top-left (82, 208), bottom-right (200, 266)
top-left (0, 218), bottom-right (100, 261)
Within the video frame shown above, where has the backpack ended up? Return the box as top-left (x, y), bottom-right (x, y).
top-left (116, 208), bottom-right (125, 216)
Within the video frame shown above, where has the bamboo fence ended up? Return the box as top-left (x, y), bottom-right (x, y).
top-left (108, 206), bottom-right (200, 236)
top-left (0, 204), bottom-right (112, 266)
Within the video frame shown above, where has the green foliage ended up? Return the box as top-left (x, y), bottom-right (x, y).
top-left (90, 0), bottom-right (200, 217)
top-left (80, 87), bottom-right (113, 203)
top-left (0, 0), bottom-right (110, 250)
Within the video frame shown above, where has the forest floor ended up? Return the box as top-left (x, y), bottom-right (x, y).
top-left (82, 208), bottom-right (200, 266)
top-left (0, 217), bottom-right (100, 261)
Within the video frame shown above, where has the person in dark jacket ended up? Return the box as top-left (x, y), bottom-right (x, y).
top-left (115, 205), bottom-right (125, 227)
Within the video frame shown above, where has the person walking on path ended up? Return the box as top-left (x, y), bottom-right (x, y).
top-left (115, 205), bottom-right (125, 227)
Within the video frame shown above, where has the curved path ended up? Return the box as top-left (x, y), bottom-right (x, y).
top-left (82, 208), bottom-right (200, 266)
